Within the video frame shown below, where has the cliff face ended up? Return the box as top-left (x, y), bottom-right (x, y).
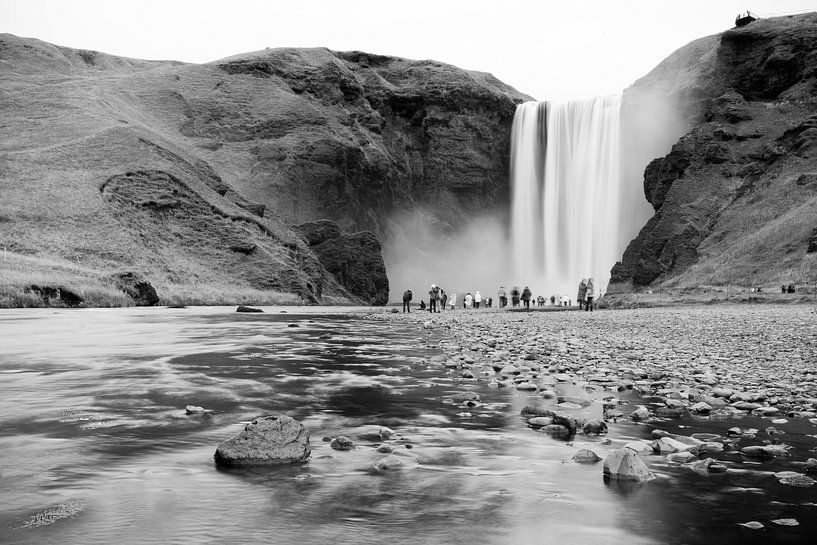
top-left (613, 13), bottom-right (817, 289)
top-left (0, 35), bottom-right (527, 304)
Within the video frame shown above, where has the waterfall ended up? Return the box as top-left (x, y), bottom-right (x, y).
top-left (510, 96), bottom-right (625, 298)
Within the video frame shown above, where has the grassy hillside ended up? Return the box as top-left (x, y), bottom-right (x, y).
top-left (0, 34), bottom-right (526, 307)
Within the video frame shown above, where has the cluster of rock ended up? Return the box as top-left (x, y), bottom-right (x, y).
top-left (368, 304), bottom-right (817, 485)
top-left (214, 415), bottom-right (415, 472)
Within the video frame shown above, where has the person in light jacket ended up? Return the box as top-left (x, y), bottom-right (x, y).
top-left (474, 291), bottom-right (482, 309)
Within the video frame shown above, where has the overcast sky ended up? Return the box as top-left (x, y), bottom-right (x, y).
top-left (2, 0), bottom-right (815, 100)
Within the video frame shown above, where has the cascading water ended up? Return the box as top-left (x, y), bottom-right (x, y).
top-left (510, 96), bottom-right (625, 298)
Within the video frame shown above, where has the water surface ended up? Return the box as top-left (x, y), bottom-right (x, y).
top-left (1, 307), bottom-right (815, 544)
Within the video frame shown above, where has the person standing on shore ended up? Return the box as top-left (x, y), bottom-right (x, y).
top-left (577, 279), bottom-right (587, 310)
top-left (474, 291), bottom-right (482, 309)
top-left (465, 292), bottom-right (473, 309)
top-left (440, 289), bottom-right (448, 311)
top-left (511, 286), bottom-right (520, 307)
top-left (448, 292), bottom-right (457, 310)
top-left (521, 286), bottom-right (532, 309)
top-left (585, 278), bottom-right (595, 311)
top-left (498, 286), bottom-right (507, 308)
top-left (428, 284), bottom-right (438, 313)
top-left (402, 289), bottom-right (412, 313)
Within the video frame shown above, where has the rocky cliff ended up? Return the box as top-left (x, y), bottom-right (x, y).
top-left (0, 35), bottom-right (527, 305)
top-left (612, 13), bottom-right (817, 289)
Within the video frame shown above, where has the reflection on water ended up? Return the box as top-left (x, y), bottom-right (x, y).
top-left (0, 307), bottom-right (815, 544)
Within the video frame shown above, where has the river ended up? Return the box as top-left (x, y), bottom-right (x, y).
top-left (0, 307), bottom-right (814, 544)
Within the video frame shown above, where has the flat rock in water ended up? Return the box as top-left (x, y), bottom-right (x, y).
top-left (775, 472), bottom-right (815, 487)
top-left (215, 415), bottom-right (310, 465)
top-left (371, 454), bottom-right (412, 472)
top-left (771, 518), bottom-right (799, 527)
top-left (185, 405), bottom-right (207, 414)
top-left (527, 416), bottom-right (554, 428)
top-left (738, 521), bottom-right (764, 530)
top-left (236, 305), bottom-right (263, 313)
top-left (572, 449), bottom-right (602, 464)
top-left (603, 448), bottom-right (655, 482)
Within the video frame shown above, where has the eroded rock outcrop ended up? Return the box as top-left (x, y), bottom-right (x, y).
top-left (296, 220), bottom-right (389, 305)
top-left (613, 13), bottom-right (817, 288)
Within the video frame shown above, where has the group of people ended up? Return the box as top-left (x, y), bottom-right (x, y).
top-left (401, 278), bottom-right (598, 312)
top-left (577, 278), bottom-right (596, 311)
top-left (402, 285), bottom-right (496, 312)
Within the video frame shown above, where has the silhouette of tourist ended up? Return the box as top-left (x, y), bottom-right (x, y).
top-left (428, 284), bottom-right (439, 313)
top-left (550, 294), bottom-right (556, 305)
top-left (585, 278), bottom-right (595, 311)
top-left (402, 289), bottom-right (412, 313)
top-left (474, 290), bottom-right (482, 309)
top-left (465, 292), bottom-right (473, 308)
top-left (521, 286), bottom-right (532, 309)
top-left (577, 279), bottom-right (588, 310)
top-left (419, 300), bottom-right (426, 310)
top-left (498, 286), bottom-right (507, 308)
top-left (440, 289), bottom-right (448, 311)
top-left (511, 286), bottom-right (520, 307)
top-left (448, 292), bottom-right (457, 310)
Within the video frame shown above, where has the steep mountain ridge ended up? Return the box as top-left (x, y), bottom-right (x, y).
top-left (0, 34), bottom-right (527, 305)
top-left (612, 13), bottom-right (817, 290)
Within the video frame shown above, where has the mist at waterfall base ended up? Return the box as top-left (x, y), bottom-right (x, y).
top-left (383, 210), bottom-right (508, 304)
top-left (510, 97), bottom-right (653, 298)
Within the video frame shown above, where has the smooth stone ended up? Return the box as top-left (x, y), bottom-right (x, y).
top-left (740, 445), bottom-right (789, 459)
top-left (690, 402), bottom-right (712, 414)
top-left (776, 472), bottom-right (815, 487)
top-left (738, 521), bottom-right (764, 530)
top-left (540, 390), bottom-right (557, 399)
top-left (521, 405), bottom-right (553, 419)
top-left (624, 441), bottom-right (654, 454)
top-left (667, 451), bottom-right (697, 464)
top-left (572, 449), bottom-right (602, 464)
top-left (654, 437), bottom-right (690, 454)
top-left (771, 518), bottom-right (799, 526)
top-left (330, 436), bottom-right (356, 451)
top-left (603, 448), bottom-right (655, 482)
top-left (685, 457), bottom-right (727, 474)
top-left (582, 420), bottom-right (608, 435)
top-left (630, 406), bottom-right (650, 421)
top-left (805, 458), bottom-right (817, 473)
top-left (236, 305), bottom-right (263, 313)
top-left (214, 415), bottom-right (310, 465)
top-left (376, 445), bottom-right (393, 454)
top-left (557, 401), bottom-right (583, 410)
top-left (185, 405), bottom-right (207, 414)
top-left (527, 416), bottom-right (554, 428)
top-left (371, 455), bottom-right (411, 471)
top-left (539, 424), bottom-right (571, 438)
top-left (450, 391), bottom-right (480, 403)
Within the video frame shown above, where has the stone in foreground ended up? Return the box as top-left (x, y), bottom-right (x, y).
top-left (214, 415), bottom-right (310, 465)
top-left (603, 448), bottom-right (655, 482)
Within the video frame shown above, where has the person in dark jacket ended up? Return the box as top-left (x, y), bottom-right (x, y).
top-left (577, 279), bottom-right (588, 310)
top-left (428, 284), bottom-right (439, 313)
top-left (585, 278), bottom-right (595, 311)
top-left (402, 289), bottom-right (412, 313)
top-left (511, 286), bottom-right (520, 307)
top-left (521, 286), bottom-right (532, 309)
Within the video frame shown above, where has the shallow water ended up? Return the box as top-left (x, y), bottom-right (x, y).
top-left (1, 307), bottom-right (815, 544)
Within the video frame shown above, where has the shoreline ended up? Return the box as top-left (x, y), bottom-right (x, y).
top-left (363, 304), bottom-right (817, 424)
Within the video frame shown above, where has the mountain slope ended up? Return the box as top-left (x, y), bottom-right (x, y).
top-left (0, 34), bottom-right (527, 305)
top-left (612, 13), bottom-right (817, 290)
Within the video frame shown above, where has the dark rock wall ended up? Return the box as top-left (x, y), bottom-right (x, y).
top-left (613, 13), bottom-right (817, 288)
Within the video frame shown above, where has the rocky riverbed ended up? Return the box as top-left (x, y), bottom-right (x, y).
top-left (367, 305), bottom-right (817, 487)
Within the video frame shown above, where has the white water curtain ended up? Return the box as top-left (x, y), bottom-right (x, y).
top-left (510, 97), bottom-right (623, 298)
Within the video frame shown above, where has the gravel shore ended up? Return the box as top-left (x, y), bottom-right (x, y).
top-left (369, 304), bottom-right (817, 422)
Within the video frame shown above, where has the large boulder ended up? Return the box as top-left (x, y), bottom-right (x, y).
top-left (214, 415), bottom-right (311, 465)
top-left (296, 219), bottom-right (389, 305)
top-left (111, 272), bottom-right (159, 306)
top-left (603, 448), bottom-right (655, 482)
